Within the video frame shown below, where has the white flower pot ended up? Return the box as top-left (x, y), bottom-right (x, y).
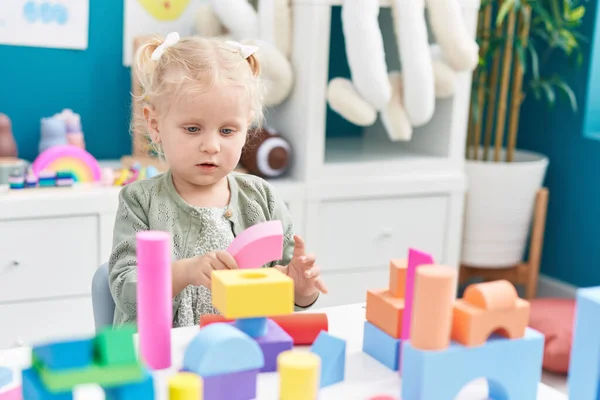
top-left (461, 149), bottom-right (549, 268)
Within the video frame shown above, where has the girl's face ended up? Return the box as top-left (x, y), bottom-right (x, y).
top-left (145, 82), bottom-right (251, 191)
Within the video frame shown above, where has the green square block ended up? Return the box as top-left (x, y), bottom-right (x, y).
top-left (33, 355), bottom-right (143, 393)
top-left (94, 325), bottom-right (137, 367)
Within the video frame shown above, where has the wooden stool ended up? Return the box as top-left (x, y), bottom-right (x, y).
top-left (459, 187), bottom-right (549, 299)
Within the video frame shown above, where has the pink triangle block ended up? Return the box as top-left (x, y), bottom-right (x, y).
top-left (401, 248), bottom-right (434, 341)
top-left (227, 220), bottom-right (284, 269)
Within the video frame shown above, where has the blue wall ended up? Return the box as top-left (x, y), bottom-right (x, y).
top-left (518, 0), bottom-right (600, 287)
top-left (0, 0), bottom-right (132, 162)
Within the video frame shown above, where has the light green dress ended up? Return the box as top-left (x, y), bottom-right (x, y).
top-left (173, 206), bottom-right (233, 327)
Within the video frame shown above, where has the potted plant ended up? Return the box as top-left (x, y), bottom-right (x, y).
top-left (462, 0), bottom-right (587, 268)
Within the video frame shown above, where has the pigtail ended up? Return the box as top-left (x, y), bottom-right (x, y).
top-left (133, 35), bottom-right (164, 93)
top-left (130, 35), bottom-right (164, 156)
top-left (246, 53), bottom-right (261, 77)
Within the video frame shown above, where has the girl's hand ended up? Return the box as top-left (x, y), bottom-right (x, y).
top-left (274, 235), bottom-right (328, 303)
top-left (187, 251), bottom-right (238, 288)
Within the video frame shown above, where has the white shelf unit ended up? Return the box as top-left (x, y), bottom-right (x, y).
top-left (270, 0), bottom-right (480, 182)
top-left (268, 0), bottom-right (480, 308)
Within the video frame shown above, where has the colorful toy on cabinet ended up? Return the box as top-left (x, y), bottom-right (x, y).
top-left (112, 162), bottom-right (159, 186)
top-left (0, 113), bottom-right (17, 158)
top-left (240, 126), bottom-right (292, 179)
top-left (38, 109), bottom-right (85, 153)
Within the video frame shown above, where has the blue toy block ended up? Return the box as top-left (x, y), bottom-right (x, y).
top-left (33, 339), bottom-right (94, 371)
top-left (310, 330), bottom-right (346, 387)
top-left (568, 286), bottom-right (600, 400)
top-left (22, 368), bottom-right (73, 400)
top-left (362, 321), bottom-right (401, 371)
top-left (0, 366), bottom-right (12, 389)
top-left (183, 322), bottom-right (264, 377)
top-left (104, 369), bottom-right (154, 400)
top-left (401, 327), bottom-right (544, 400)
top-left (235, 317), bottom-right (268, 338)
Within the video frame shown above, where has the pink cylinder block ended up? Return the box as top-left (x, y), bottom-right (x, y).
top-left (136, 230), bottom-right (172, 370)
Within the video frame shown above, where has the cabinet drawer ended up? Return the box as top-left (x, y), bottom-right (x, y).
top-left (0, 216), bottom-right (98, 303)
top-left (311, 268), bottom-right (389, 309)
top-left (310, 196), bottom-right (447, 272)
top-left (0, 296), bottom-right (95, 350)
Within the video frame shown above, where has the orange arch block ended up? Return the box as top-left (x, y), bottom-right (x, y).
top-left (452, 280), bottom-right (530, 347)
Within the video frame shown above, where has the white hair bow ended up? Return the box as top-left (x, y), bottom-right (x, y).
top-left (151, 32), bottom-right (180, 61)
top-left (226, 40), bottom-right (259, 59)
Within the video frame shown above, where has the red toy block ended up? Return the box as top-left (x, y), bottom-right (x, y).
top-left (199, 313), bottom-right (328, 345)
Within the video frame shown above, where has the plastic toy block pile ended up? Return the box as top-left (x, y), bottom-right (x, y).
top-left (363, 248), bottom-right (543, 399)
top-left (9, 220), bottom-right (347, 399)
top-left (5, 219), bottom-right (600, 399)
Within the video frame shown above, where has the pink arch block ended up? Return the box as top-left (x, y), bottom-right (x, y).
top-left (228, 220), bottom-right (284, 269)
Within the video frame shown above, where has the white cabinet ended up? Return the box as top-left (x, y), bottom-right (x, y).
top-left (0, 186), bottom-right (120, 349)
top-left (0, 216), bottom-right (98, 303)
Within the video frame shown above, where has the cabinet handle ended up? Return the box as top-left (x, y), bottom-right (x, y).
top-left (380, 231), bottom-right (393, 239)
top-left (3, 260), bottom-right (19, 272)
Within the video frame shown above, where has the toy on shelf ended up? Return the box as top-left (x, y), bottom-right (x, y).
top-left (39, 109), bottom-right (85, 153)
top-left (240, 126), bottom-right (292, 179)
top-left (31, 145), bottom-right (102, 183)
top-left (0, 113), bottom-right (17, 158)
top-left (112, 162), bottom-right (159, 186)
top-left (327, 0), bottom-right (478, 142)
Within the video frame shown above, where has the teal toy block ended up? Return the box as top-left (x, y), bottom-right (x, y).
top-left (568, 286), bottom-right (600, 400)
top-left (22, 368), bottom-right (73, 400)
top-left (401, 327), bottom-right (544, 400)
top-left (33, 339), bottom-right (94, 370)
top-left (310, 330), bottom-right (346, 387)
top-left (104, 369), bottom-right (154, 400)
top-left (183, 322), bottom-right (264, 377)
top-left (0, 367), bottom-right (12, 389)
top-left (362, 321), bottom-right (400, 371)
top-left (235, 317), bottom-right (268, 338)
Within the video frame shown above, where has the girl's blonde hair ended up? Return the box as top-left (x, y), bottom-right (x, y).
top-left (131, 34), bottom-right (265, 156)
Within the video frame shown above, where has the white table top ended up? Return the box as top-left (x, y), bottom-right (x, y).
top-left (0, 303), bottom-right (566, 399)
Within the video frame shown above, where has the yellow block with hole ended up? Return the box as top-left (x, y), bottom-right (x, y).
top-left (168, 372), bottom-right (203, 400)
top-left (278, 350), bottom-right (320, 400)
top-left (211, 268), bottom-right (294, 318)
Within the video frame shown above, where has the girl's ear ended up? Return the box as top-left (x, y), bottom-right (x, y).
top-left (143, 105), bottom-right (161, 143)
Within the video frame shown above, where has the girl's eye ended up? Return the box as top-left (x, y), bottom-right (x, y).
top-left (221, 128), bottom-right (234, 135)
top-left (186, 127), bottom-right (199, 133)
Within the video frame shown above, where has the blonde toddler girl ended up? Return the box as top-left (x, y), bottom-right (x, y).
top-left (108, 32), bottom-right (327, 328)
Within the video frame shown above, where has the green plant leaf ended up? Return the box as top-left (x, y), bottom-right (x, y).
top-left (497, 0), bottom-right (517, 26)
top-left (553, 78), bottom-right (578, 111)
top-left (527, 42), bottom-right (541, 80)
top-left (566, 4), bottom-right (585, 21)
top-left (540, 81), bottom-right (556, 106)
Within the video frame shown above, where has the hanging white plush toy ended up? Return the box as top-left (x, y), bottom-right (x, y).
top-left (194, 0), bottom-right (294, 107)
top-left (328, 0), bottom-right (478, 141)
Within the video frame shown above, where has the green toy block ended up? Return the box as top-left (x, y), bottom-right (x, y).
top-left (32, 355), bottom-right (143, 393)
top-left (94, 326), bottom-right (138, 367)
